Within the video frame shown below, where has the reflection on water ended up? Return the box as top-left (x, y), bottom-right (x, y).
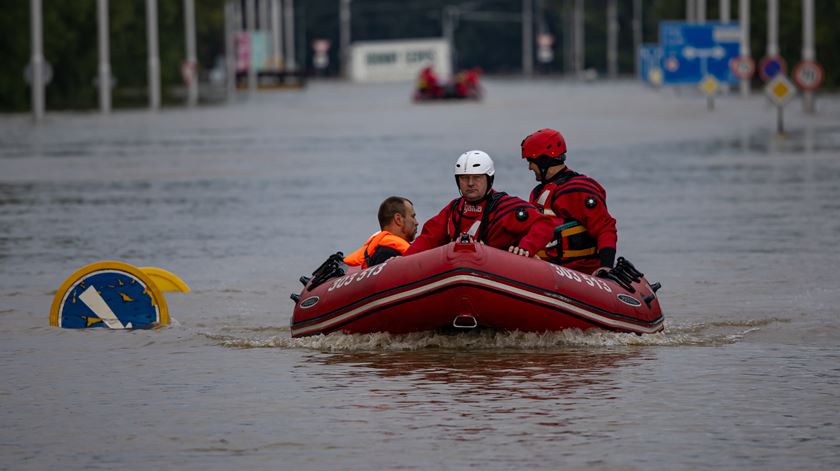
top-left (313, 348), bottom-right (642, 399)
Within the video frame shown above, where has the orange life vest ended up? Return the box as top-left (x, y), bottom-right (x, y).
top-left (343, 231), bottom-right (410, 269)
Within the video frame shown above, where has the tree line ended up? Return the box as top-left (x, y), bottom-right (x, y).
top-left (1, 0), bottom-right (837, 111)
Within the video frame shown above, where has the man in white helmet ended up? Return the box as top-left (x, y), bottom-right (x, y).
top-left (405, 150), bottom-right (554, 257)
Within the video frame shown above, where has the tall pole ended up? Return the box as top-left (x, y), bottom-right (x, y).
top-left (146, 0), bottom-right (161, 110)
top-left (522, 0), bottom-right (533, 77)
top-left (720, 0), bottom-right (731, 22)
top-left (573, 0), bottom-right (584, 76)
top-left (633, 0), bottom-right (642, 78)
top-left (30, 0), bottom-right (45, 121)
top-left (442, 6), bottom-right (458, 73)
top-left (767, 0), bottom-right (778, 57)
top-left (686, 0), bottom-right (696, 23)
top-left (563, 0), bottom-right (573, 75)
top-left (607, 0), bottom-right (618, 79)
top-left (284, 0), bottom-right (296, 72)
top-left (697, 0), bottom-right (706, 23)
top-left (224, 1), bottom-right (236, 100)
top-left (739, 0), bottom-right (750, 97)
top-left (97, 0), bottom-right (111, 114)
top-left (246, 0), bottom-right (257, 94)
top-left (340, 0), bottom-right (351, 79)
top-left (184, 0), bottom-right (198, 106)
top-left (271, 0), bottom-right (283, 70)
top-left (802, 0), bottom-right (815, 113)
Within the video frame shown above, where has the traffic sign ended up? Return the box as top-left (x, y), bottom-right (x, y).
top-left (730, 55), bottom-right (755, 80)
top-left (181, 61), bottom-right (197, 86)
top-left (699, 75), bottom-right (720, 96)
top-left (659, 21), bottom-right (741, 85)
top-left (793, 60), bottom-right (824, 90)
top-left (23, 60), bottom-right (53, 86)
top-left (764, 74), bottom-right (796, 106)
top-left (50, 261), bottom-right (190, 329)
top-left (638, 44), bottom-right (662, 84)
top-left (758, 55), bottom-right (787, 82)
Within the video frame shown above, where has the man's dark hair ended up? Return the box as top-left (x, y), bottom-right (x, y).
top-left (378, 196), bottom-right (412, 229)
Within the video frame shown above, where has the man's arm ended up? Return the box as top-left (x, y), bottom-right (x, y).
top-left (404, 206), bottom-right (450, 256)
top-left (367, 246), bottom-right (403, 267)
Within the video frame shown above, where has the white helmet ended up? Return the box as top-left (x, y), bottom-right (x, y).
top-left (454, 150), bottom-right (495, 177)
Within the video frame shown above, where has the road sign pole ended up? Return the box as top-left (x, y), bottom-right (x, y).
top-left (30, 0), bottom-right (45, 121)
top-left (720, 0), bottom-right (731, 22)
top-left (146, 0), bottom-right (160, 111)
top-left (766, 0), bottom-right (778, 57)
top-left (739, 0), bottom-right (750, 97)
top-left (183, 0), bottom-right (198, 107)
top-left (802, 0), bottom-right (815, 113)
top-left (777, 105), bottom-right (784, 135)
top-left (97, 0), bottom-right (111, 114)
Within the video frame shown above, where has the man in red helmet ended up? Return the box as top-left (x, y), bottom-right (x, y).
top-left (405, 150), bottom-right (554, 257)
top-left (520, 128), bottom-right (617, 275)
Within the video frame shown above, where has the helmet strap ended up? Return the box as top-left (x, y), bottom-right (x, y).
top-left (531, 155), bottom-right (566, 183)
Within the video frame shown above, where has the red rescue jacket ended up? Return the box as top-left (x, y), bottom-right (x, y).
top-left (405, 190), bottom-right (554, 256)
top-left (529, 168), bottom-right (617, 273)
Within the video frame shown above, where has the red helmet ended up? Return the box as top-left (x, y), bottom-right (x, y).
top-left (521, 128), bottom-right (567, 160)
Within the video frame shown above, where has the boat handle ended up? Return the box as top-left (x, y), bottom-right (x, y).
top-left (452, 314), bottom-right (478, 329)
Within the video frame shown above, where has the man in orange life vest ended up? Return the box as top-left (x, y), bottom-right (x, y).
top-left (521, 128), bottom-right (617, 276)
top-left (405, 150), bottom-right (554, 257)
top-left (344, 196), bottom-right (419, 269)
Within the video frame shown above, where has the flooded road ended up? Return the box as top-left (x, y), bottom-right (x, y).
top-left (1, 80), bottom-right (839, 469)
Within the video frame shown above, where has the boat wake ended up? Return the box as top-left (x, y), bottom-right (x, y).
top-left (200, 318), bottom-right (787, 351)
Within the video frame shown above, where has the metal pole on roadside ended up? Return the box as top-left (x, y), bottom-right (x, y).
top-left (697, 0), bottom-right (706, 23)
top-left (686, 0), bottom-right (696, 23)
top-left (573, 0), bottom-right (584, 76)
top-left (146, 0), bottom-right (161, 110)
top-left (767, 0), bottom-right (778, 57)
top-left (224, 1), bottom-right (236, 101)
top-left (30, 0), bottom-right (45, 121)
top-left (802, 0), bottom-right (815, 113)
top-left (340, 0), bottom-right (351, 79)
top-left (720, 0), bottom-right (731, 22)
top-left (271, 0), bottom-right (283, 70)
top-left (633, 0), bottom-right (642, 78)
top-left (97, 0), bottom-right (111, 114)
top-left (607, 0), bottom-right (618, 79)
top-left (184, 0), bottom-right (198, 107)
top-left (739, 0), bottom-right (750, 97)
top-left (246, 0), bottom-right (257, 95)
top-left (522, 0), bottom-right (533, 77)
top-left (284, 0), bottom-right (296, 72)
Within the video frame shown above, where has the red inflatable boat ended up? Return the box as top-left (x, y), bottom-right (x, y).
top-left (290, 240), bottom-right (664, 338)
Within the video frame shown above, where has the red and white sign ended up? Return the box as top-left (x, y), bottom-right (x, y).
top-left (312, 39), bottom-right (331, 54)
top-left (793, 60), bottom-right (824, 90)
top-left (729, 55), bottom-right (755, 80)
top-left (180, 61), bottom-right (197, 86)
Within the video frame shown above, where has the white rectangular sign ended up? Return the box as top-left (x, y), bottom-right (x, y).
top-left (351, 38), bottom-right (451, 82)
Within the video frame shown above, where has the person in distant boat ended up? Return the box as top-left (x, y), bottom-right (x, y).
top-left (520, 128), bottom-right (617, 275)
top-left (344, 196), bottom-right (419, 269)
top-left (416, 65), bottom-right (443, 99)
top-left (404, 150), bottom-right (554, 257)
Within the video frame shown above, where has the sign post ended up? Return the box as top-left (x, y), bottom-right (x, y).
top-left (764, 74), bottom-right (796, 135)
top-left (698, 74), bottom-right (720, 110)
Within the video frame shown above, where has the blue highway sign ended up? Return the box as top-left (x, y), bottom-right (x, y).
top-left (659, 21), bottom-right (741, 86)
